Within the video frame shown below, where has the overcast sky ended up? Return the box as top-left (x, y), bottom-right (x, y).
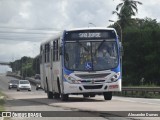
top-left (0, 0), bottom-right (160, 72)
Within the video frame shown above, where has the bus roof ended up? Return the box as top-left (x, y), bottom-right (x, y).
top-left (40, 32), bottom-right (62, 45)
top-left (66, 27), bottom-right (116, 32)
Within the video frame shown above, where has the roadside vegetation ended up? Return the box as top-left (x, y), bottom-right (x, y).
top-left (111, 0), bottom-right (160, 86)
top-left (0, 91), bottom-right (5, 111)
top-left (10, 56), bottom-right (40, 79)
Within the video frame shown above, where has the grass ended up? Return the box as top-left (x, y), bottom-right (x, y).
top-left (0, 91), bottom-right (5, 111)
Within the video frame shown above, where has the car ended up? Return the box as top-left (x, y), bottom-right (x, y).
top-left (36, 83), bottom-right (42, 90)
top-left (8, 80), bottom-right (19, 89)
top-left (17, 80), bottom-right (31, 91)
top-left (34, 74), bottom-right (40, 79)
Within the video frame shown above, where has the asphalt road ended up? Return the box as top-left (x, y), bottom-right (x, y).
top-left (0, 74), bottom-right (160, 120)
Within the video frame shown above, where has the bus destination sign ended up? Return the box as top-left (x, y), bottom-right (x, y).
top-left (79, 33), bottom-right (101, 38)
top-left (65, 30), bottom-right (116, 40)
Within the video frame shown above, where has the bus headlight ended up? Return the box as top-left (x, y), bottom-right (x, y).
top-left (64, 75), bottom-right (81, 84)
top-left (108, 72), bottom-right (120, 83)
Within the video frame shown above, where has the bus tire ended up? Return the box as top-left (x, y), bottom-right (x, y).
top-left (57, 79), bottom-right (61, 94)
top-left (46, 80), bottom-right (53, 99)
top-left (90, 94), bottom-right (96, 97)
top-left (103, 92), bottom-right (112, 100)
top-left (61, 94), bottom-right (69, 101)
top-left (83, 94), bottom-right (89, 98)
top-left (47, 91), bottom-right (53, 99)
top-left (54, 93), bottom-right (60, 99)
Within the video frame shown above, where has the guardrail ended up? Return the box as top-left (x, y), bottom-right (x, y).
top-left (115, 87), bottom-right (160, 96)
top-left (25, 77), bottom-right (40, 85)
top-left (6, 73), bottom-right (40, 85)
top-left (6, 72), bottom-right (22, 79)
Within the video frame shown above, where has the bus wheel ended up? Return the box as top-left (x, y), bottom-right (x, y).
top-left (90, 94), bottom-right (96, 97)
top-left (61, 94), bottom-right (69, 101)
top-left (103, 92), bottom-right (112, 100)
top-left (83, 94), bottom-right (89, 98)
top-left (47, 91), bottom-right (53, 99)
top-left (54, 93), bottom-right (60, 99)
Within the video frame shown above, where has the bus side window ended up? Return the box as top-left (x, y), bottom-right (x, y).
top-left (40, 46), bottom-right (43, 64)
top-left (56, 40), bottom-right (59, 61)
top-left (45, 44), bottom-right (47, 63)
top-left (48, 44), bottom-right (50, 62)
top-left (45, 43), bottom-right (50, 63)
top-left (53, 41), bottom-right (56, 61)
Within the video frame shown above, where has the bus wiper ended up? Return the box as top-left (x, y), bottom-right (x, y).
top-left (77, 41), bottom-right (89, 51)
top-left (94, 40), bottom-right (105, 55)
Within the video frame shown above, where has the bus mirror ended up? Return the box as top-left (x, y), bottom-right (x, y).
top-left (59, 47), bottom-right (63, 55)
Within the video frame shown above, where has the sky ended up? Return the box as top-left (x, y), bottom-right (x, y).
top-left (0, 0), bottom-right (160, 72)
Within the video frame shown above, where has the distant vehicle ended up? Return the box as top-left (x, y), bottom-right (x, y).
top-left (17, 80), bottom-right (31, 91)
top-left (40, 27), bottom-right (122, 101)
top-left (8, 80), bottom-right (19, 89)
top-left (34, 74), bottom-right (40, 79)
top-left (34, 74), bottom-right (42, 90)
top-left (36, 83), bottom-right (42, 90)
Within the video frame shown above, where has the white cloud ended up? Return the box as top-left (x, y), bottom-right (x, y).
top-left (0, 41), bottom-right (40, 62)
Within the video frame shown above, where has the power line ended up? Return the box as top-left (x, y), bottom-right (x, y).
top-left (0, 26), bottom-right (62, 31)
top-left (0, 36), bottom-right (48, 41)
top-left (0, 31), bottom-right (59, 34)
top-left (0, 37), bottom-right (47, 39)
top-left (0, 39), bottom-right (43, 42)
top-left (0, 26), bottom-right (62, 34)
top-left (0, 27), bottom-right (61, 41)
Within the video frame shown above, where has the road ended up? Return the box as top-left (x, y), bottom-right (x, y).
top-left (0, 74), bottom-right (160, 120)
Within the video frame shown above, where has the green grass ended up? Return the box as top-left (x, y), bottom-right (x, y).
top-left (0, 91), bottom-right (5, 111)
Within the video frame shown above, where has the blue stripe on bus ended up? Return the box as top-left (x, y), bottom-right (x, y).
top-left (111, 64), bottom-right (120, 73)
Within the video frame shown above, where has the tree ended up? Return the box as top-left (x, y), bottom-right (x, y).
top-left (112, 0), bottom-right (142, 28)
top-left (10, 56), bottom-right (35, 78)
top-left (122, 18), bottom-right (160, 86)
top-left (116, 0), bottom-right (142, 18)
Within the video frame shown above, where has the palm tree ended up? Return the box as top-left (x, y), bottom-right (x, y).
top-left (116, 0), bottom-right (142, 19)
top-left (112, 0), bottom-right (142, 28)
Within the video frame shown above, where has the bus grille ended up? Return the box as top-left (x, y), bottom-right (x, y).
top-left (83, 85), bottom-right (103, 89)
top-left (81, 80), bottom-right (105, 83)
top-left (76, 73), bottom-right (110, 79)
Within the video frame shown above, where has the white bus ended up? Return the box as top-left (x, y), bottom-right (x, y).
top-left (40, 27), bottom-right (122, 101)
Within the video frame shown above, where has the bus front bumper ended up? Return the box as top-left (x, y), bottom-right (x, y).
top-left (63, 79), bottom-right (121, 94)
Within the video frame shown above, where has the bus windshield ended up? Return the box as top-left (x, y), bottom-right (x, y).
top-left (64, 40), bottom-right (118, 71)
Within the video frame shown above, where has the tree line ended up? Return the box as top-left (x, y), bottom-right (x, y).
top-left (10, 56), bottom-right (40, 78)
top-left (111, 0), bottom-right (160, 86)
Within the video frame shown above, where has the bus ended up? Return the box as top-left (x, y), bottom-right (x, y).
top-left (40, 27), bottom-right (122, 101)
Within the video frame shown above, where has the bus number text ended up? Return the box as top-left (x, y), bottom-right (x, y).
top-left (79, 33), bottom-right (101, 38)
